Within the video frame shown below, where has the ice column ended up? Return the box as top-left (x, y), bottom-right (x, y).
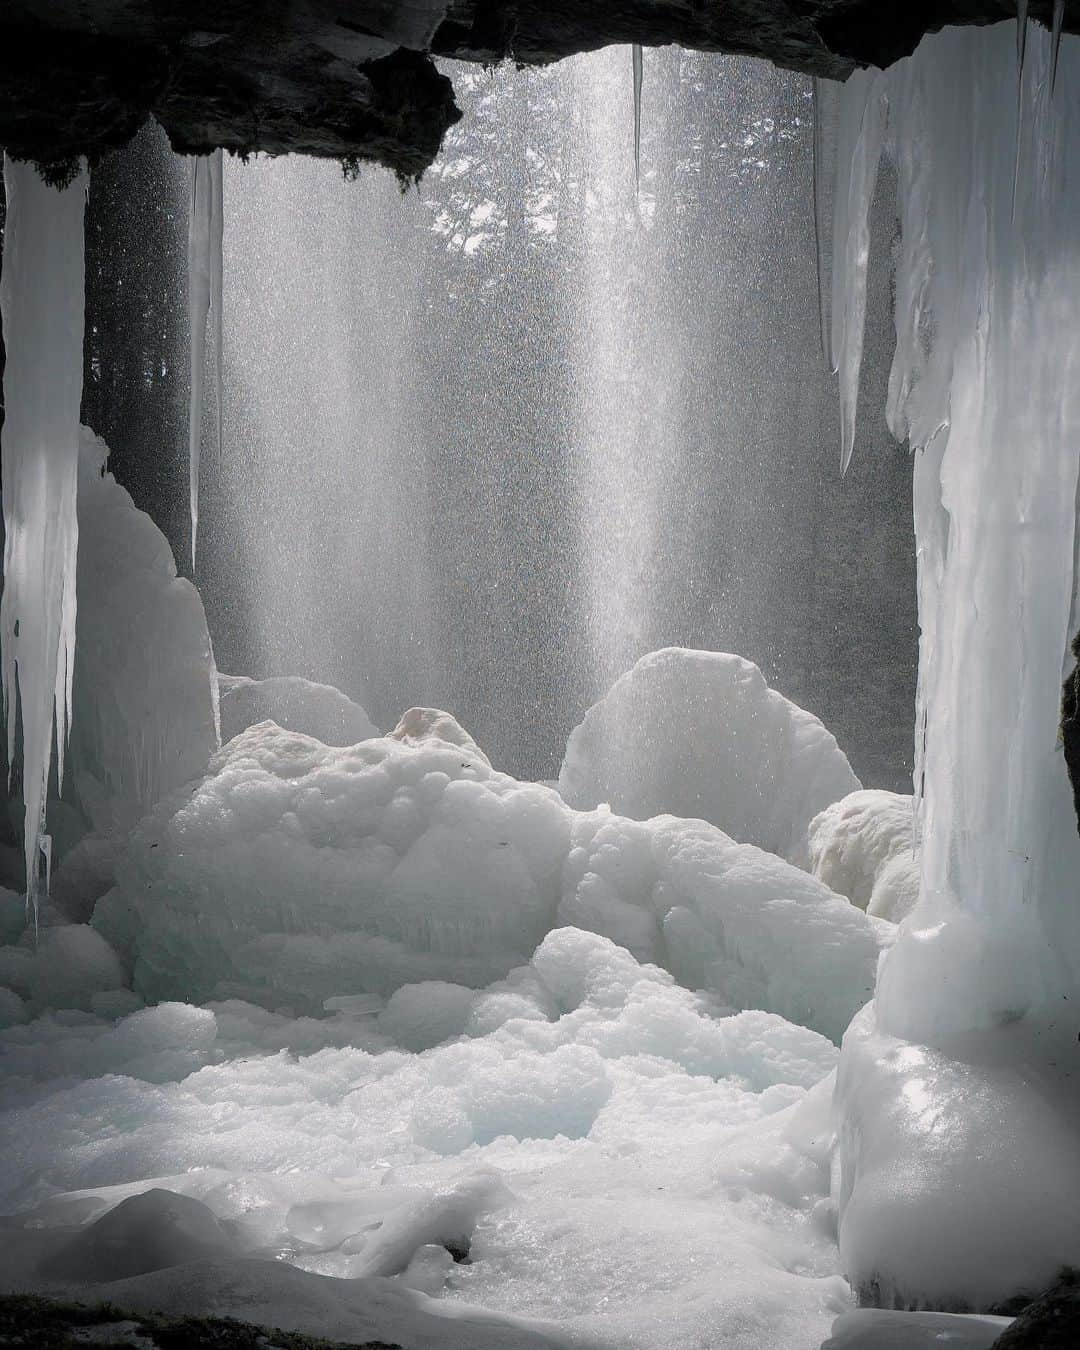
top-left (0, 156), bottom-right (88, 911)
top-left (829, 21), bottom-right (1080, 1038)
top-left (187, 149), bottom-right (224, 570)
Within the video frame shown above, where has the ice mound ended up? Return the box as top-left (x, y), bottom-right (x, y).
top-left (559, 649), bottom-right (860, 864)
top-left (41, 1187), bottom-right (239, 1283)
top-left (92, 723), bottom-right (885, 1038)
top-left (807, 790), bottom-right (920, 923)
top-left (822, 1310), bottom-right (1010, 1349)
top-left (67, 428), bottom-right (218, 840)
top-left (390, 706), bottom-right (491, 766)
top-left (560, 811), bottom-right (888, 1043)
top-left (834, 1003), bottom-right (1080, 1311)
top-left (218, 673), bottom-right (378, 746)
top-left (0, 928), bottom-right (849, 1350)
top-left (0, 922), bottom-right (131, 1020)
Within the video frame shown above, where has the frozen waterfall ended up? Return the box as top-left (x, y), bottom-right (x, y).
top-left (0, 157), bottom-right (88, 912)
top-left (828, 19), bottom-right (1080, 1034)
top-left (187, 150), bottom-right (224, 570)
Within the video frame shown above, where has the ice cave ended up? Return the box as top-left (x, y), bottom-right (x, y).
top-left (0, 3), bottom-right (1078, 1348)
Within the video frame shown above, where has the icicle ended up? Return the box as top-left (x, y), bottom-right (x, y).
top-left (1052, 0), bottom-right (1065, 96)
top-left (812, 77), bottom-right (837, 373)
top-left (632, 44), bottom-right (643, 194)
top-left (187, 149), bottom-right (224, 571)
top-left (1012, 0), bottom-right (1031, 219)
top-left (829, 74), bottom-right (887, 474)
top-left (0, 155), bottom-right (88, 916)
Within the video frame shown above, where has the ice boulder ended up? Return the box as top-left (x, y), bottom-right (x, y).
top-left (66, 428), bottom-right (219, 838)
top-left (41, 1188), bottom-right (240, 1284)
top-left (561, 811), bottom-right (889, 1043)
top-left (218, 673), bottom-right (378, 747)
top-left (834, 1003), bottom-right (1080, 1311)
top-left (807, 790), bottom-right (920, 923)
top-left (94, 723), bottom-right (570, 1012)
top-left (93, 724), bottom-right (886, 1040)
top-left (390, 706), bottom-right (491, 767)
top-left (559, 649), bottom-right (860, 864)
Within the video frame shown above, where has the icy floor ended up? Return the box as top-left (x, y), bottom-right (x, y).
top-left (0, 929), bottom-right (852, 1350)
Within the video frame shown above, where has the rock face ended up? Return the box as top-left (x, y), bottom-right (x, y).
top-left (990, 1271), bottom-right (1080, 1349)
top-left (1, 2), bottom-right (1075, 182)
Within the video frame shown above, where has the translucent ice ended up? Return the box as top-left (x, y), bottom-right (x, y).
top-left (187, 150), bottom-right (223, 569)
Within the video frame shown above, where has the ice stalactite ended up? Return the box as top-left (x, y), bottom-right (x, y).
top-left (1051, 0), bottom-right (1065, 94)
top-left (187, 149), bottom-right (224, 571)
top-left (812, 77), bottom-right (837, 373)
top-left (0, 156), bottom-right (88, 914)
top-left (829, 72), bottom-right (886, 475)
top-left (632, 44), bottom-right (643, 193)
top-left (829, 20), bottom-right (1080, 1039)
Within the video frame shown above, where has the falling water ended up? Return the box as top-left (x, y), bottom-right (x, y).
top-left (207, 50), bottom-right (917, 787)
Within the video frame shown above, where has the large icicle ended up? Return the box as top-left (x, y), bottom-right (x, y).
top-left (812, 77), bottom-right (837, 373)
top-left (0, 156), bottom-right (88, 913)
top-left (187, 149), bottom-right (224, 571)
top-left (828, 21), bottom-right (1080, 1040)
top-left (829, 73), bottom-right (887, 473)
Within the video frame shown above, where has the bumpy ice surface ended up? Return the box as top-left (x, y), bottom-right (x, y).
top-left (559, 649), bottom-right (860, 865)
top-left (93, 721), bottom-right (887, 1040)
top-left (807, 791), bottom-right (919, 923)
top-left (0, 927), bottom-right (854, 1350)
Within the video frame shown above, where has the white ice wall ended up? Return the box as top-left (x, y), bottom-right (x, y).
top-left (829, 20), bottom-right (1080, 1038)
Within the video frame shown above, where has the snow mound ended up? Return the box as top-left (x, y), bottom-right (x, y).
top-left (218, 673), bottom-right (378, 747)
top-left (559, 649), bottom-right (860, 864)
top-left (834, 1003), bottom-right (1080, 1310)
top-left (67, 428), bottom-right (218, 840)
top-left (807, 790), bottom-right (920, 923)
top-left (390, 707), bottom-right (491, 766)
top-left (92, 724), bottom-right (885, 1039)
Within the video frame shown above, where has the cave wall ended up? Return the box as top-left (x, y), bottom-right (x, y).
top-left (0, 2), bottom-right (1070, 181)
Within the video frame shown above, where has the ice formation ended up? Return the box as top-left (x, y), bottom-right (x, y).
top-left (807, 791), bottom-right (919, 923)
top-left (187, 150), bottom-right (224, 569)
top-left (822, 1310), bottom-right (1011, 1350)
top-left (828, 17), bottom-right (1080, 1036)
top-left (0, 157), bottom-right (88, 912)
top-left (389, 706), bottom-right (490, 765)
top-left (218, 673), bottom-right (377, 746)
top-left (559, 649), bottom-right (860, 865)
top-left (825, 18), bottom-right (1080, 1311)
top-left (0, 927), bottom-right (852, 1350)
top-left (92, 721), bottom-right (885, 1040)
top-left (67, 429), bottom-right (218, 840)
top-left (835, 1002), bottom-right (1080, 1309)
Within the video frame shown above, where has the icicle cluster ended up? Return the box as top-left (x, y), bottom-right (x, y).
top-left (0, 157), bottom-right (88, 913)
top-left (824, 20), bottom-right (1080, 1038)
top-left (187, 150), bottom-right (224, 570)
